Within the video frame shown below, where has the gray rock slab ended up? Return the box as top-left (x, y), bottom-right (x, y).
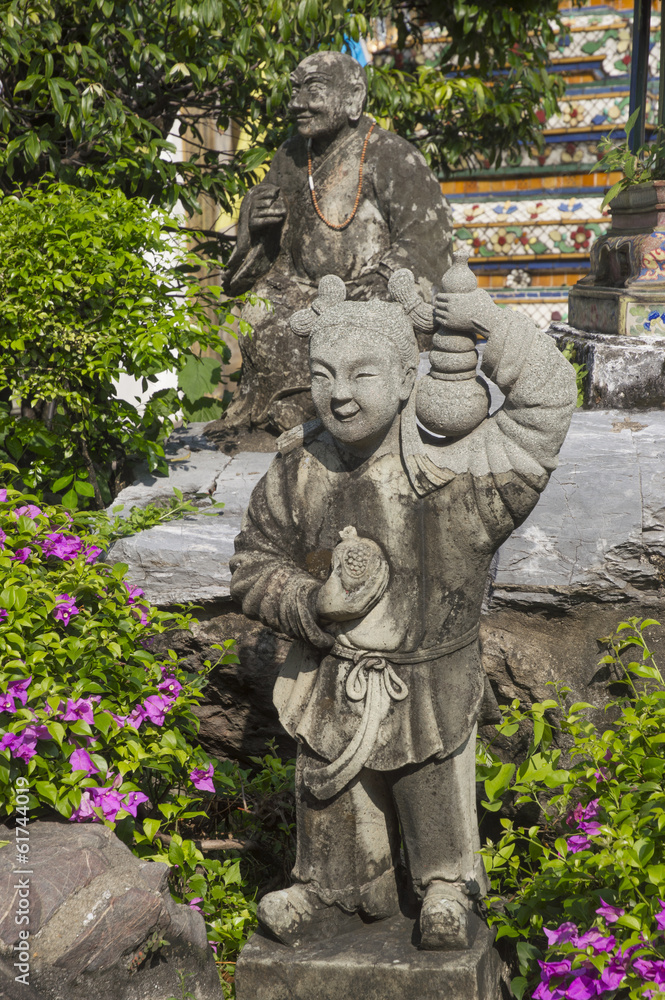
top-left (235, 914), bottom-right (504, 1000)
top-left (107, 451), bottom-right (274, 605)
top-left (492, 408), bottom-right (665, 606)
top-left (111, 421), bottom-right (233, 515)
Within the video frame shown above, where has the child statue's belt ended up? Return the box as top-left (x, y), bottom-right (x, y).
top-left (304, 623), bottom-right (480, 801)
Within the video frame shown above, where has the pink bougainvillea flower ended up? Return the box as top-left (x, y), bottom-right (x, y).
top-left (11, 547), bottom-right (31, 563)
top-left (143, 695), bottom-right (170, 726)
top-left (42, 532), bottom-right (83, 561)
top-left (7, 678), bottom-right (31, 706)
top-left (188, 897), bottom-right (204, 913)
top-left (189, 764), bottom-right (215, 793)
top-left (70, 748), bottom-right (100, 776)
top-left (124, 583), bottom-right (145, 604)
top-left (578, 820), bottom-right (601, 836)
top-left (568, 834), bottom-right (591, 853)
top-left (70, 789), bottom-right (96, 822)
top-left (14, 504), bottom-right (42, 519)
top-left (576, 928), bottom-right (616, 953)
top-left (89, 787), bottom-right (125, 823)
top-left (122, 791), bottom-right (149, 818)
top-left (599, 961), bottom-right (627, 991)
top-left (157, 677), bottom-right (182, 701)
top-left (655, 900), bottom-right (665, 931)
top-left (543, 922), bottom-right (578, 947)
top-left (596, 899), bottom-right (625, 923)
top-left (0, 489), bottom-right (7, 502)
top-left (0, 529), bottom-right (6, 550)
top-left (0, 609), bottom-right (8, 624)
top-left (83, 544), bottom-right (102, 564)
top-left (61, 697), bottom-right (95, 725)
top-left (53, 594), bottom-right (80, 626)
top-left (566, 971), bottom-right (603, 999)
top-left (0, 724), bottom-right (50, 763)
top-left (0, 692), bottom-right (16, 713)
top-left (126, 705), bottom-right (146, 729)
top-left (208, 941), bottom-right (218, 954)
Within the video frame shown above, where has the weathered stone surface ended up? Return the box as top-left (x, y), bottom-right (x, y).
top-left (107, 451), bottom-right (273, 605)
top-left (0, 820), bottom-right (221, 1000)
top-left (235, 914), bottom-right (506, 1000)
top-left (549, 323), bottom-right (665, 409)
top-left (221, 51), bottom-right (453, 434)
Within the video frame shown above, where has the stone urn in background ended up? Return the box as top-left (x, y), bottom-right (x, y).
top-left (389, 247), bottom-right (490, 438)
top-left (568, 179), bottom-right (665, 337)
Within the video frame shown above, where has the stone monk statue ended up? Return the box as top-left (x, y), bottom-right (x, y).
top-left (221, 51), bottom-right (453, 434)
top-left (229, 267), bottom-right (576, 951)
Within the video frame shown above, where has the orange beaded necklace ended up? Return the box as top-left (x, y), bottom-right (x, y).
top-left (307, 122), bottom-right (376, 231)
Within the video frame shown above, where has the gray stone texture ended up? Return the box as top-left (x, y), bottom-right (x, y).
top-left (235, 914), bottom-right (505, 1000)
top-left (0, 820), bottom-right (221, 1000)
top-left (549, 323), bottom-right (665, 409)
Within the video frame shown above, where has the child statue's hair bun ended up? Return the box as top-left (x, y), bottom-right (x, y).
top-left (388, 269), bottom-right (436, 335)
top-left (291, 274), bottom-right (347, 337)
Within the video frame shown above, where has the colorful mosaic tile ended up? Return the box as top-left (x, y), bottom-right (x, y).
top-left (454, 219), bottom-right (609, 259)
top-left (450, 197), bottom-right (608, 227)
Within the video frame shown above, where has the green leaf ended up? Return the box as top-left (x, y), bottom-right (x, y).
top-left (177, 354), bottom-right (222, 402)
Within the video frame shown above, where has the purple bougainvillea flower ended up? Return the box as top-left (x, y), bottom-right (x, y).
top-left (61, 697), bottom-right (95, 725)
top-left (188, 897), bottom-right (204, 913)
top-left (143, 695), bottom-right (169, 726)
top-left (14, 504), bottom-right (42, 519)
top-left (568, 834), bottom-right (591, 853)
top-left (70, 789), bottom-right (96, 822)
top-left (189, 764), bottom-right (215, 793)
top-left (0, 529), bottom-right (5, 550)
top-left (42, 532), bottom-right (83, 561)
top-left (53, 594), bottom-right (80, 626)
top-left (578, 820), bottom-right (601, 836)
top-left (538, 959), bottom-right (573, 979)
top-left (83, 544), bottom-right (102, 564)
top-left (70, 748), bottom-right (99, 776)
top-left (576, 928), bottom-right (616, 953)
top-left (0, 610), bottom-right (8, 624)
top-left (565, 971), bottom-right (603, 999)
top-left (11, 547), bottom-right (31, 563)
top-left (0, 692), bottom-right (16, 713)
top-left (157, 677), bottom-right (182, 701)
top-left (596, 899), bottom-right (625, 923)
top-left (124, 583), bottom-right (145, 604)
top-left (0, 489), bottom-right (7, 502)
top-left (598, 961), bottom-right (627, 991)
top-left (634, 957), bottom-right (665, 986)
top-left (127, 705), bottom-right (146, 729)
top-left (122, 791), bottom-right (149, 818)
top-left (0, 724), bottom-right (50, 763)
top-left (8, 678), bottom-right (31, 705)
top-left (543, 922), bottom-right (578, 947)
top-left (655, 900), bottom-right (665, 932)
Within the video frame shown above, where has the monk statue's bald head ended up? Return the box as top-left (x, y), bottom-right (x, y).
top-left (288, 52), bottom-right (368, 141)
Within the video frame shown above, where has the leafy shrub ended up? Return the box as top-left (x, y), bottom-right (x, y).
top-left (479, 617), bottom-right (665, 1000)
top-left (0, 182), bottom-right (243, 508)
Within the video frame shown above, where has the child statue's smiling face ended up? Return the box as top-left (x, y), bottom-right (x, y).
top-left (310, 327), bottom-right (414, 455)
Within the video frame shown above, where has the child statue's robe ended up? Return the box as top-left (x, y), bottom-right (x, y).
top-left (231, 309), bottom-right (576, 777)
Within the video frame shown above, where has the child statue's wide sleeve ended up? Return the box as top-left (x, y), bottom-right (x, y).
top-left (229, 456), bottom-right (334, 651)
top-left (415, 306), bottom-right (577, 543)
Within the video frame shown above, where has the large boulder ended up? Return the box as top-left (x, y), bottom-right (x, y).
top-left (0, 820), bottom-right (222, 1000)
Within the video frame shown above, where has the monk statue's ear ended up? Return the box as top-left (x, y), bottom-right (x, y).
top-left (388, 268), bottom-right (436, 334)
top-left (345, 80), bottom-right (367, 124)
top-left (291, 274), bottom-right (347, 337)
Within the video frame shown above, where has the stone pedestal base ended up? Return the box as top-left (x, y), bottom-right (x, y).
top-left (548, 323), bottom-right (665, 409)
top-left (567, 284), bottom-right (665, 338)
top-left (235, 912), bottom-right (505, 1000)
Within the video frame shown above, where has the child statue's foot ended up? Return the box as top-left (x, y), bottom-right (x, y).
top-left (258, 884), bottom-right (340, 947)
top-left (419, 880), bottom-right (473, 950)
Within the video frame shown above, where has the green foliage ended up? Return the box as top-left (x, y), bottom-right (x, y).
top-left (479, 617), bottom-right (665, 1000)
top-left (101, 488), bottom-right (225, 542)
top-left (0, 0), bottom-right (564, 216)
top-left (596, 111), bottom-right (665, 209)
top-left (560, 342), bottom-right (588, 408)
top-left (0, 182), bottom-right (240, 507)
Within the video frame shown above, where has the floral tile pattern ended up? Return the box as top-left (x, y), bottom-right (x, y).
top-left (451, 197), bottom-right (608, 227)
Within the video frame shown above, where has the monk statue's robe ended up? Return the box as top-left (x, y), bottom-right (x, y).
top-left (229, 308), bottom-right (576, 914)
top-left (222, 115), bottom-right (453, 433)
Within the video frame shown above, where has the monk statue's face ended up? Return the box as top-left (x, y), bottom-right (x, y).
top-left (310, 328), bottom-right (413, 453)
top-left (288, 53), bottom-right (365, 140)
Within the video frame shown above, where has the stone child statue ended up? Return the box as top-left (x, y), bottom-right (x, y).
top-left (221, 51), bottom-right (453, 434)
top-left (229, 272), bottom-right (577, 949)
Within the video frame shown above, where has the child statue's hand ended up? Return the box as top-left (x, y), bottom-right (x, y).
top-left (316, 527), bottom-right (389, 623)
top-left (434, 288), bottom-right (499, 336)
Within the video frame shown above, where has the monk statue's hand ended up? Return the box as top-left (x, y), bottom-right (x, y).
top-left (434, 289), bottom-right (499, 336)
top-left (248, 183), bottom-right (287, 230)
top-left (315, 527), bottom-right (390, 623)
